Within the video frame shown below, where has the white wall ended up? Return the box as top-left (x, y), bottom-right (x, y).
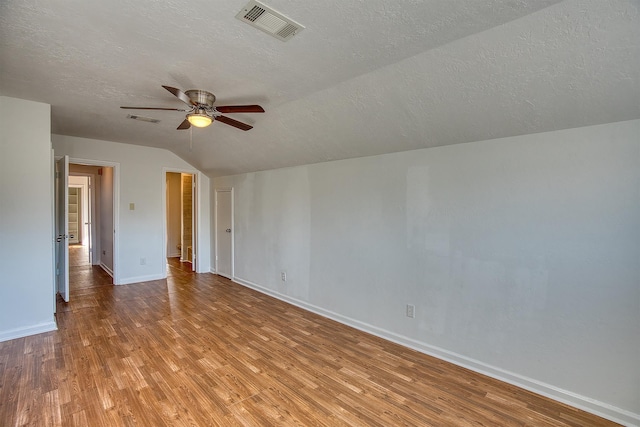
top-left (213, 119), bottom-right (640, 425)
top-left (0, 96), bottom-right (56, 341)
top-left (52, 135), bottom-right (211, 283)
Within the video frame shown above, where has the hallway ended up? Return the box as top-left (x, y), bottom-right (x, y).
top-left (68, 245), bottom-right (111, 292)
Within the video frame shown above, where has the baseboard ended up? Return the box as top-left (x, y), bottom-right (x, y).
top-left (100, 263), bottom-right (114, 277)
top-left (0, 320), bottom-right (57, 343)
top-left (233, 276), bottom-right (639, 427)
top-left (118, 273), bottom-right (165, 286)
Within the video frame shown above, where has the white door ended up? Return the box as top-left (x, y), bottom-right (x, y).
top-left (191, 174), bottom-right (197, 272)
top-left (216, 190), bottom-right (232, 279)
top-left (56, 155), bottom-right (70, 302)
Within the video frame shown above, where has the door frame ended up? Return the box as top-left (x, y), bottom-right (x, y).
top-left (162, 168), bottom-right (201, 277)
top-left (68, 157), bottom-right (120, 284)
top-left (215, 187), bottom-right (234, 279)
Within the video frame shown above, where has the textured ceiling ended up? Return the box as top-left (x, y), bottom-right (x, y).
top-left (1, 0), bottom-right (638, 176)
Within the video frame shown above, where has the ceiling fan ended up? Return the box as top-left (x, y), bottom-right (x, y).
top-left (121, 86), bottom-right (264, 131)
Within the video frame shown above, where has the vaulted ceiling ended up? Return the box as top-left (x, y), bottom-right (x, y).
top-left (1, 0), bottom-right (638, 176)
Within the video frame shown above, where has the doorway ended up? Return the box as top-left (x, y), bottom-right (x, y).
top-left (165, 172), bottom-right (196, 272)
top-left (67, 163), bottom-right (116, 286)
top-left (68, 163), bottom-right (116, 276)
top-left (55, 158), bottom-right (119, 304)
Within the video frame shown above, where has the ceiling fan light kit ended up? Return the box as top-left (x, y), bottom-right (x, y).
top-left (121, 86), bottom-right (264, 131)
top-left (187, 112), bottom-right (213, 128)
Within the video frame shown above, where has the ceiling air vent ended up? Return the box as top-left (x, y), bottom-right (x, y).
top-left (127, 114), bottom-right (160, 124)
top-left (236, 0), bottom-right (304, 42)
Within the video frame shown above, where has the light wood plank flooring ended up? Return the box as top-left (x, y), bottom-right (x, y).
top-left (0, 247), bottom-right (619, 426)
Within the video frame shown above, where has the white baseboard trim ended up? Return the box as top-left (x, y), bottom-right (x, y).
top-left (100, 263), bottom-right (114, 278)
top-left (0, 320), bottom-right (58, 343)
top-left (118, 273), bottom-right (165, 286)
top-left (233, 276), bottom-right (639, 427)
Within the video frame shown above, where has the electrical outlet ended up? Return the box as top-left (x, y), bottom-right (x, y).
top-left (406, 304), bottom-right (415, 318)
top-left (281, 271), bottom-right (287, 281)
top-left (140, 257), bottom-right (146, 265)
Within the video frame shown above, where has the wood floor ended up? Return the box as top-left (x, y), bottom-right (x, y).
top-left (0, 247), bottom-right (619, 426)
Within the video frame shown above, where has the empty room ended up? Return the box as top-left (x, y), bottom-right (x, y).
top-left (0, 0), bottom-right (638, 426)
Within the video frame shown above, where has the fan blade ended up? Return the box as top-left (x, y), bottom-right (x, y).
top-left (121, 106), bottom-right (187, 111)
top-left (216, 115), bottom-right (253, 131)
top-left (215, 105), bottom-right (265, 114)
top-left (162, 85), bottom-right (196, 106)
top-left (177, 119), bottom-right (191, 130)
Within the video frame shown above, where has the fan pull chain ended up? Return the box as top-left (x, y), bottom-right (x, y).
top-left (189, 127), bottom-right (193, 151)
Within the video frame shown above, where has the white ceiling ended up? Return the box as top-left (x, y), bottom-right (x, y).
top-left (1, 0), bottom-right (638, 176)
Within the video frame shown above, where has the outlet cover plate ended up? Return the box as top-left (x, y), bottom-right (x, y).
top-left (406, 304), bottom-right (415, 318)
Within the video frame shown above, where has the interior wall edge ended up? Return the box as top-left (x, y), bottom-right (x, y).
top-left (99, 263), bottom-right (114, 278)
top-left (231, 275), bottom-right (639, 427)
top-left (117, 273), bottom-right (165, 286)
top-left (0, 320), bottom-right (57, 343)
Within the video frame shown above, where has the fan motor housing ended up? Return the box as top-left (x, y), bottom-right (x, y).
top-left (185, 90), bottom-right (216, 107)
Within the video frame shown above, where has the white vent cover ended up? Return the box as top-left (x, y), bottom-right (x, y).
top-left (127, 114), bottom-right (160, 124)
top-left (236, 1), bottom-right (304, 42)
